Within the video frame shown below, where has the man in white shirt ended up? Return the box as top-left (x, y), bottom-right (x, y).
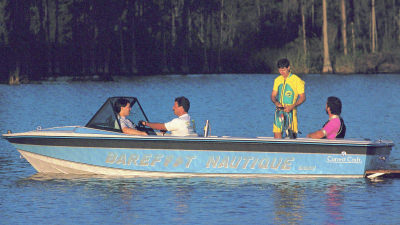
top-left (141, 96), bottom-right (196, 136)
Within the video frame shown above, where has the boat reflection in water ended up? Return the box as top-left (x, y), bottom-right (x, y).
top-left (2, 97), bottom-right (394, 178)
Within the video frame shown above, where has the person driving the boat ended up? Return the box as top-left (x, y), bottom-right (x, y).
top-left (271, 58), bottom-right (306, 139)
top-left (307, 96), bottom-right (346, 139)
top-left (141, 96), bottom-right (196, 136)
top-left (114, 98), bottom-right (148, 136)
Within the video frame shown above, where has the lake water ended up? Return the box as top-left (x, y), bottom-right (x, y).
top-left (1, 74), bottom-right (399, 224)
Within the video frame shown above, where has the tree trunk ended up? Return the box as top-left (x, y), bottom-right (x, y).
top-left (181, 0), bottom-right (189, 73)
top-left (351, 22), bottom-right (356, 55)
top-left (217, 0), bottom-right (223, 72)
top-left (322, 0), bottom-right (333, 73)
top-left (44, 0), bottom-right (52, 75)
top-left (37, 0), bottom-right (47, 78)
top-left (91, 24), bottom-right (97, 74)
top-left (120, 20), bottom-right (127, 73)
top-left (311, 0), bottom-right (315, 28)
top-left (301, 0), bottom-right (308, 73)
top-left (199, 13), bottom-right (209, 73)
top-left (353, 0), bottom-right (366, 53)
top-left (208, 12), bottom-right (213, 72)
top-left (255, 0), bottom-right (260, 17)
top-left (130, 0), bottom-right (138, 74)
top-left (161, 7), bottom-right (169, 73)
top-left (54, 0), bottom-right (60, 74)
top-left (340, 0), bottom-right (348, 55)
top-left (171, 2), bottom-right (177, 47)
top-left (371, 0), bottom-right (377, 53)
top-left (9, 62), bottom-right (20, 85)
top-left (301, 1), bottom-right (307, 57)
top-left (255, 0), bottom-right (260, 32)
top-left (104, 49), bottom-right (110, 75)
top-left (81, 12), bottom-right (88, 75)
top-left (398, 8), bottom-right (400, 44)
top-left (88, 2), bottom-right (96, 75)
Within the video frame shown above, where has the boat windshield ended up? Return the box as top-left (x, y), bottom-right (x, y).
top-left (85, 97), bottom-right (149, 132)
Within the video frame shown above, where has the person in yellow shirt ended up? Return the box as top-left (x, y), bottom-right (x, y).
top-left (270, 58), bottom-right (306, 139)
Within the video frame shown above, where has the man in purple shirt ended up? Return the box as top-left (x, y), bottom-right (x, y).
top-left (307, 96), bottom-right (346, 139)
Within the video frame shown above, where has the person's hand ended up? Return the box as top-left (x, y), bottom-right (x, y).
top-left (275, 102), bottom-right (283, 108)
top-left (284, 104), bottom-right (295, 113)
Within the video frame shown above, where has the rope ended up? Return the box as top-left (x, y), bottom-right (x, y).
top-left (275, 107), bottom-right (294, 138)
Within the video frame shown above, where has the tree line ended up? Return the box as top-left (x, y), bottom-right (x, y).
top-left (1, 0), bottom-right (399, 84)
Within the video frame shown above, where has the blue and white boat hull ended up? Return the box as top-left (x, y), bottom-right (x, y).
top-left (3, 126), bottom-right (393, 177)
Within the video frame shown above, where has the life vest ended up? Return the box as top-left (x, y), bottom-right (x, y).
top-left (322, 117), bottom-right (346, 138)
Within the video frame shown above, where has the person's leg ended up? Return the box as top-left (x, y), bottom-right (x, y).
top-left (274, 132), bottom-right (282, 139)
top-left (273, 111), bottom-right (283, 139)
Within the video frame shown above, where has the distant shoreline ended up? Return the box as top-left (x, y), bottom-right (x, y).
top-left (3, 72), bottom-right (400, 85)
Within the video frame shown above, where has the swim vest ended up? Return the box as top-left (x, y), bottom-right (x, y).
top-left (322, 117), bottom-right (346, 138)
top-left (272, 73), bottom-right (305, 134)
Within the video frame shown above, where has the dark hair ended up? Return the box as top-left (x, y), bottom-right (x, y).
top-left (277, 58), bottom-right (290, 68)
top-left (114, 98), bottom-right (130, 113)
top-left (175, 96), bottom-right (190, 112)
top-left (327, 96), bottom-right (342, 115)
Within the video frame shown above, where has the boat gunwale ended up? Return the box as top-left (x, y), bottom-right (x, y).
top-left (2, 126), bottom-right (394, 147)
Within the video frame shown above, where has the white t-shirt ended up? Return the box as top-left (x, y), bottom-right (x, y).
top-left (164, 114), bottom-right (196, 136)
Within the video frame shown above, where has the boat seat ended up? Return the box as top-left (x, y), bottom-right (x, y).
top-left (105, 116), bottom-right (120, 130)
top-left (114, 120), bottom-right (120, 130)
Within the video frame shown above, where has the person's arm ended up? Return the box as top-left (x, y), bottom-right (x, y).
top-left (142, 121), bottom-right (167, 131)
top-left (271, 90), bottom-right (283, 107)
top-left (122, 127), bottom-right (148, 136)
top-left (307, 129), bottom-right (325, 139)
top-left (284, 93), bottom-right (306, 112)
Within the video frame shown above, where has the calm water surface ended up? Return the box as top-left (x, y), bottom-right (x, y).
top-left (1, 74), bottom-right (399, 224)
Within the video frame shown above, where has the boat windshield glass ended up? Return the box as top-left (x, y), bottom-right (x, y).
top-left (85, 97), bottom-right (149, 132)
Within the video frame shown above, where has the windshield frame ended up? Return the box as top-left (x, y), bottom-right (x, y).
top-left (85, 97), bottom-right (149, 132)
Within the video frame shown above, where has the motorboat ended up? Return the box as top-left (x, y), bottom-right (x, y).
top-left (2, 97), bottom-right (395, 178)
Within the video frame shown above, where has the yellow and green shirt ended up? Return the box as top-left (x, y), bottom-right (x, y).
top-left (272, 73), bottom-right (305, 133)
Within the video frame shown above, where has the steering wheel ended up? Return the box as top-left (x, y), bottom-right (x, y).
top-left (137, 121), bottom-right (156, 135)
top-left (136, 121), bottom-right (146, 130)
